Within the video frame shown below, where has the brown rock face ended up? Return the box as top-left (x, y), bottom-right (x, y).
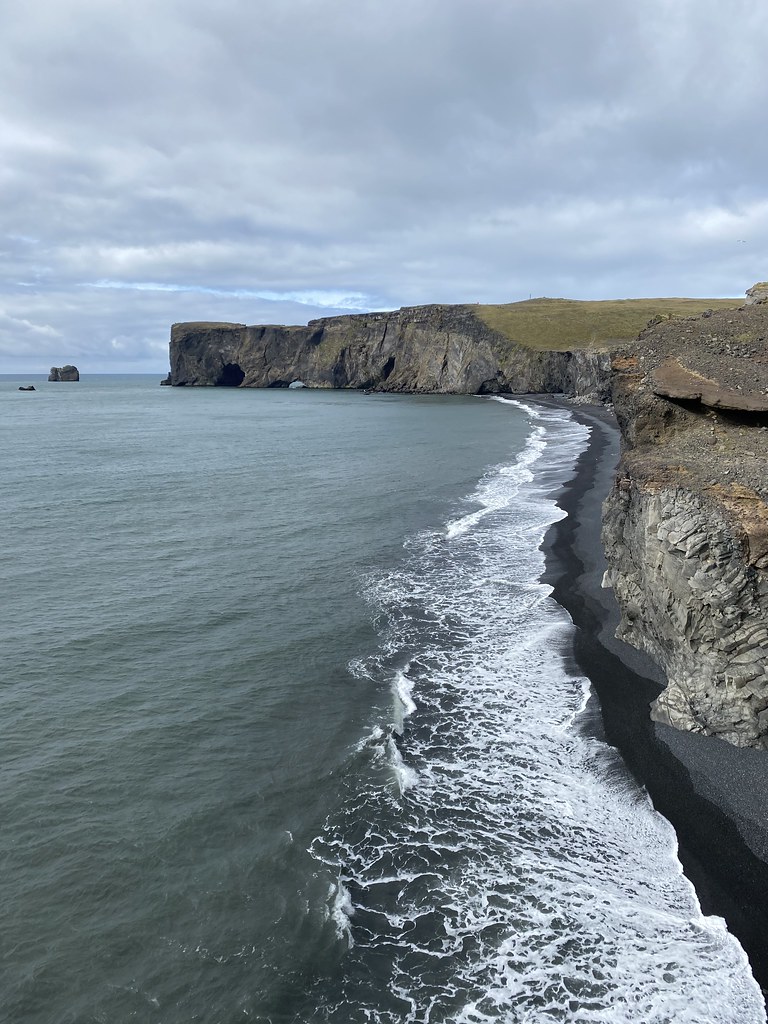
top-left (652, 357), bottom-right (768, 413)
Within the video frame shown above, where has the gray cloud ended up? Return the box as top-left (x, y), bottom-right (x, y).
top-left (2, 0), bottom-right (768, 371)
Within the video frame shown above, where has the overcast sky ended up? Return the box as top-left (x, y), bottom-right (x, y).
top-left (3, 0), bottom-right (768, 371)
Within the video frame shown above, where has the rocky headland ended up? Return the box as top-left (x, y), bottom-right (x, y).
top-left (166, 292), bottom-right (768, 751)
top-left (167, 306), bottom-right (592, 395)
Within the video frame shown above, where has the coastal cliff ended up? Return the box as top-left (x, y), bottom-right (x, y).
top-left (168, 306), bottom-right (584, 395)
top-left (166, 293), bottom-right (768, 749)
top-left (167, 298), bottom-right (731, 398)
top-left (602, 303), bottom-right (768, 748)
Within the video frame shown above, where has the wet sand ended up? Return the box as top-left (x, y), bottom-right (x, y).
top-left (537, 397), bottom-right (768, 1005)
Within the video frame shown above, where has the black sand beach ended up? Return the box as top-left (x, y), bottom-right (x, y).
top-left (539, 398), bottom-right (768, 1005)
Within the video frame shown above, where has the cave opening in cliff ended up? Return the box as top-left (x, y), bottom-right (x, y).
top-left (217, 363), bottom-right (245, 387)
top-left (381, 356), bottom-right (396, 380)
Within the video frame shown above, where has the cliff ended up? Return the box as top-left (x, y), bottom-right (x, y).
top-left (168, 306), bottom-right (588, 396)
top-left (166, 293), bottom-right (768, 749)
top-left (602, 302), bottom-right (768, 748)
top-left (167, 298), bottom-right (733, 397)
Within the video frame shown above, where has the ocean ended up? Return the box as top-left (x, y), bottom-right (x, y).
top-left (2, 375), bottom-right (764, 1023)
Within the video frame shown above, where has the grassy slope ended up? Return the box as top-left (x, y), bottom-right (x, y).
top-left (475, 297), bottom-right (740, 352)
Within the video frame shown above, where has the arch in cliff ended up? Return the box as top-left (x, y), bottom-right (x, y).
top-left (216, 363), bottom-right (245, 387)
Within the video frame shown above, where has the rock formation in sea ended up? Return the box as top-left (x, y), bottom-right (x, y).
top-left (48, 365), bottom-right (80, 381)
top-left (165, 289), bottom-right (768, 749)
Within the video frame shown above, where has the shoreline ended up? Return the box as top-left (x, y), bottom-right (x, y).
top-left (537, 396), bottom-right (768, 1005)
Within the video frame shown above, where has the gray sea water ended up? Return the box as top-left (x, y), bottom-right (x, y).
top-left (1, 375), bottom-right (764, 1023)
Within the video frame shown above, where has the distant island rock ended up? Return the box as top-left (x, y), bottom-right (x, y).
top-left (745, 281), bottom-right (768, 304)
top-left (48, 365), bottom-right (79, 381)
top-left (18, 385), bottom-right (35, 391)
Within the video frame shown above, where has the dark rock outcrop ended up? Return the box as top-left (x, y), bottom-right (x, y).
top-left (18, 385), bottom-right (35, 391)
top-left (48, 365), bottom-right (79, 382)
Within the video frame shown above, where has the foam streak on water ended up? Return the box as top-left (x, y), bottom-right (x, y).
top-left (310, 401), bottom-right (765, 1023)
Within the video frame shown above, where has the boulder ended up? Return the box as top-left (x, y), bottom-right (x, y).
top-left (745, 281), bottom-right (768, 305)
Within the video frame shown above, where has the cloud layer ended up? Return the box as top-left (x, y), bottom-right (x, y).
top-left (2, 0), bottom-right (767, 370)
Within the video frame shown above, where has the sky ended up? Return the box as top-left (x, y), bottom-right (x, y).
top-left (2, 0), bottom-right (768, 372)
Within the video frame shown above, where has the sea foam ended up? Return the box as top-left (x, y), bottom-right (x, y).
top-left (309, 400), bottom-right (765, 1023)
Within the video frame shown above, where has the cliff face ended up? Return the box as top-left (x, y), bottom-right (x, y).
top-left (169, 305), bottom-right (610, 398)
top-left (603, 479), bottom-right (768, 747)
top-left (602, 302), bottom-right (768, 748)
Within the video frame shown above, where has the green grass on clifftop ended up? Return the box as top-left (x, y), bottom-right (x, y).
top-left (475, 297), bottom-right (740, 351)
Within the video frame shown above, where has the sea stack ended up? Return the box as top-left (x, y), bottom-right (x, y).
top-left (48, 365), bottom-right (80, 381)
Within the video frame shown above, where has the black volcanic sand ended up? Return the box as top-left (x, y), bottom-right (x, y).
top-left (535, 396), bottom-right (768, 1005)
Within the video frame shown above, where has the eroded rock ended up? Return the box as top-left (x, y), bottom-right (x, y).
top-left (652, 357), bottom-right (768, 413)
top-left (49, 365), bottom-right (79, 381)
top-left (745, 281), bottom-right (768, 305)
top-left (167, 308), bottom-right (616, 397)
top-left (603, 477), bottom-right (768, 748)
top-left (602, 293), bottom-right (768, 747)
